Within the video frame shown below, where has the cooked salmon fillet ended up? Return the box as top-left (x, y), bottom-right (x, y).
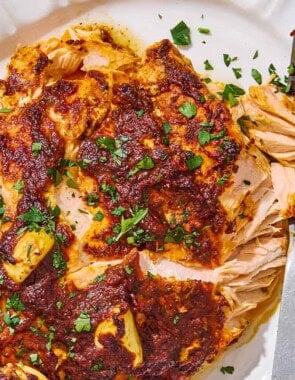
top-left (0, 24), bottom-right (291, 379)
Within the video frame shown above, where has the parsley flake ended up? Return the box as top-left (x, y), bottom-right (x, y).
top-left (124, 266), bottom-right (134, 275)
top-left (170, 21), bottom-right (191, 46)
top-left (220, 366), bottom-right (235, 375)
top-left (186, 155), bottom-right (203, 170)
top-left (101, 183), bottom-right (118, 202)
top-left (91, 359), bottom-right (104, 371)
top-left (222, 84), bottom-right (245, 107)
top-left (32, 142), bottom-right (42, 158)
top-left (173, 315), bottom-right (180, 325)
top-left (223, 54), bottom-right (238, 67)
top-left (147, 271), bottom-right (156, 279)
top-left (179, 102), bottom-right (197, 118)
top-left (52, 251), bottom-right (67, 273)
top-left (0, 107), bottom-right (12, 113)
top-left (232, 67), bottom-right (242, 79)
top-left (253, 50), bottom-right (259, 60)
top-left (6, 293), bottom-right (25, 312)
top-left (113, 207), bottom-right (148, 242)
top-left (251, 68), bottom-right (262, 84)
top-left (111, 206), bottom-right (126, 216)
top-left (13, 180), bottom-right (24, 193)
top-left (86, 193), bottom-right (99, 207)
top-left (30, 353), bottom-right (42, 366)
top-left (197, 27), bottom-right (210, 34)
top-left (96, 136), bottom-right (127, 166)
top-left (74, 311), bottom-right (91, 333)
top-left (93, 273), bottom-right (106, 283)
top-left (128, 156), bottom-right (155, 177)
top-left (198, 130), bottom-right (211, 146)
top-left (93, 211), bottom-right (104, 221)
top-left (217, 175), bottom-right (229, 186)
top-left (204, 59), bottom-right (214, 70)
top-left (135, 109), bottom-right (145, 117)
top-left (3, 312), bottom-right (20, 329)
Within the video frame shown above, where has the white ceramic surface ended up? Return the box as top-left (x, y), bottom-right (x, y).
top-left (0, 1), bottom-right (294, 379)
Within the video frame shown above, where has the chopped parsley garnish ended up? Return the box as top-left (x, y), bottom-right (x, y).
top-left (78, 158), bottom-right (91, 169)
top-left (165, 226), bottom-right (200, 248)
top-left (253, 50), bottom-right (259, 60)
top-left (0, 196), bottom-right (5, 221)
top-left (223, 54), bottom-right (237, 67)
top-left (112, 206), bottom-right (148, 243)
top-left (251, 68), bottom-right (262, 84)
top-left (162, 122), bottom-right (172, 146)
top-left (0, 274), bottom-right (4, 285)
top-left (17, 205), bottom-right (60, 236)
top-left (198, 130), bottom-right (211, 146)
top-left (52, 251), bottom-right (67, 273)
top-left (78, 209), bottom-right (88, 214)
top-left (220, 366), bottom-right (235, 375)
top-left (200, 121), bottom-right (214, 128)
top-left (232, 67), bottom-right (242, 79)
top-left (222, 84), bottom-right (245, 107)
top-left (6, 293), bottom-right (25, 312)
top-left (173, 315), bottom-right (180, 325)
top-left (3, 312), bottom-right (20, 330)
top-left (13, 180), bottom-right (24, 193)
top-left (204, 59), bottom-right (214, 70)
top-left (101, 182), bottom-right (118, 202)
top-left (197, 27), bottom-right (210, 34)
top-left (128, 156), bottom-right (155, 177)
top-left (237, 115), bottom-right (251, 134)
top-left (135, 109), bottom-right (145, 117)
top-left (127, 228), bottom-right (155, 246)
top-left (91, 359), bottom-right (104, 371)
top-left (268, 63), bottom-right (276, 75)
top-left (158, 14), bottom-right (163, 19)
top-left (268, 63), bottom-right (292, 93)
top-left (186, 154), bottom-right (203, 170)
top-left (111, 206), bottom-right (126, 216)
top-left (203, 77), bottom-right (212, 83)
top-left (45, 327), bottom-right (55, 351)
top-left (93, 273), bottom-right (106, 283)
top-left (66, 178), bottom-right (79, 189)
top-left (170, 21), bottom-right (191, 46)
top-left (163, 122), bottom-right (172, 134)
top-left (288, 63), bottom-right (295, 75)
top-left (47, 168), bottom-right (63, 186)
top-left (56, 301), bottom-right (63, 309)
top-left (31, 142), bottom-right (42, 157)
top-left (86, 193), bottom-right (99, 207)
top-left (210, 129), bottom-right (226, 141)
top-left (217, 175), bottom-right (229, 186)
top-left (164, 226), bottom-right (185, 243)
top-left (93, 211), bottom-right (104, 221)
top-left (96, 136), bottom-right (127, 166)
top-left (179, 102), bottom-right (197, 118)
top-left (59, 159), bottom-right (76, 167)
top-left (0, 107), bottom-right (12, 113)
top-left (147, 271), bottom-right (156, 279)
top-left (96, 136), bottom-right (116, 152)
top-left (124, 266), bottom-right (134, 275)
top-left (74, 311), bottom-right (91, 333)
top-left (30, 353), bottom-right (42, 366)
